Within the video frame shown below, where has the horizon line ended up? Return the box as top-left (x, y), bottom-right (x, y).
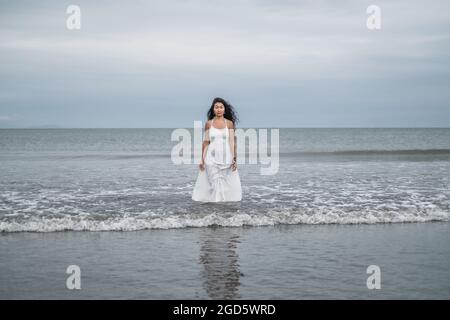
top-left (1, 126), bottom-right (450, 129)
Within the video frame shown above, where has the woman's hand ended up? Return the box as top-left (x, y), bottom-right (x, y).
top-left (199, 160), bottom-right (205, 171)
top-left (231, 159), bottom-right (237, 171)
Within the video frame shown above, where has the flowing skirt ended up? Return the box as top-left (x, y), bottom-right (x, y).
top-left (192, 163), bottom-right (242, 202)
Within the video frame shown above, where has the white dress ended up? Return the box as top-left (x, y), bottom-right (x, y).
top-left (192, 117), bottom-right (242, 202)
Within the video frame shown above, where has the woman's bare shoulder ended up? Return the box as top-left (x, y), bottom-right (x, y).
top-left (227, 119), bottom-right (234, 129)
top-left (204, 120), bottom-right (211, 129)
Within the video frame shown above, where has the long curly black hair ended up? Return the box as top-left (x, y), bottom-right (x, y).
top-left (207, 97), bottom-right (239, 127)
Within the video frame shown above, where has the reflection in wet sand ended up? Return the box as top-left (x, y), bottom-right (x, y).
top-left (199, 227), bottom-right (242, 299)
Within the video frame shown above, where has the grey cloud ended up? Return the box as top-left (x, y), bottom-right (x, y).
top-left (0, 0), bottom-right (449, 128)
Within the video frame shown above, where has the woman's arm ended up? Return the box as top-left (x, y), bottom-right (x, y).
top-left (228, 121), bottom-right (235, 157)
top-left (228, 121), bottom-right (237, 170)
top-left (200, 121), bottom-right (210, 170)
top-left (234, 135), bottom-right (237, 161)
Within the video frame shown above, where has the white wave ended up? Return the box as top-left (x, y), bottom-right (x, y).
top-left (1, 209), bottom-right (449, 233)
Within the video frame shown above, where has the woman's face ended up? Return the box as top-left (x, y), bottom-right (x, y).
top-left (214, 102), bottom-right (225, 116)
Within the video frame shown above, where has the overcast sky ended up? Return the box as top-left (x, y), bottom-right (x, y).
top-left (1, 0), bottom-right (449, 128)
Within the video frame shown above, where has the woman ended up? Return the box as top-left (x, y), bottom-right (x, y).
top-left (192, 97), bottom-right (242, 202)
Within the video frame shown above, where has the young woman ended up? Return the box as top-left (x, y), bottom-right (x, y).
top-left (192, 97), bottom-right (242, 202)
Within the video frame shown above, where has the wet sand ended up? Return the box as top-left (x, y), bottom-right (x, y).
top-left (1, 222), bottom-right (449, 299)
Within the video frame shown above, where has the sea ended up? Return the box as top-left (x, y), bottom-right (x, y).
top-left (0, 128), bottom-right (449, 232)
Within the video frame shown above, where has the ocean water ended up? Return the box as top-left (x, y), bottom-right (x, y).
top-left (1, 128), bottom-right (449, 232)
